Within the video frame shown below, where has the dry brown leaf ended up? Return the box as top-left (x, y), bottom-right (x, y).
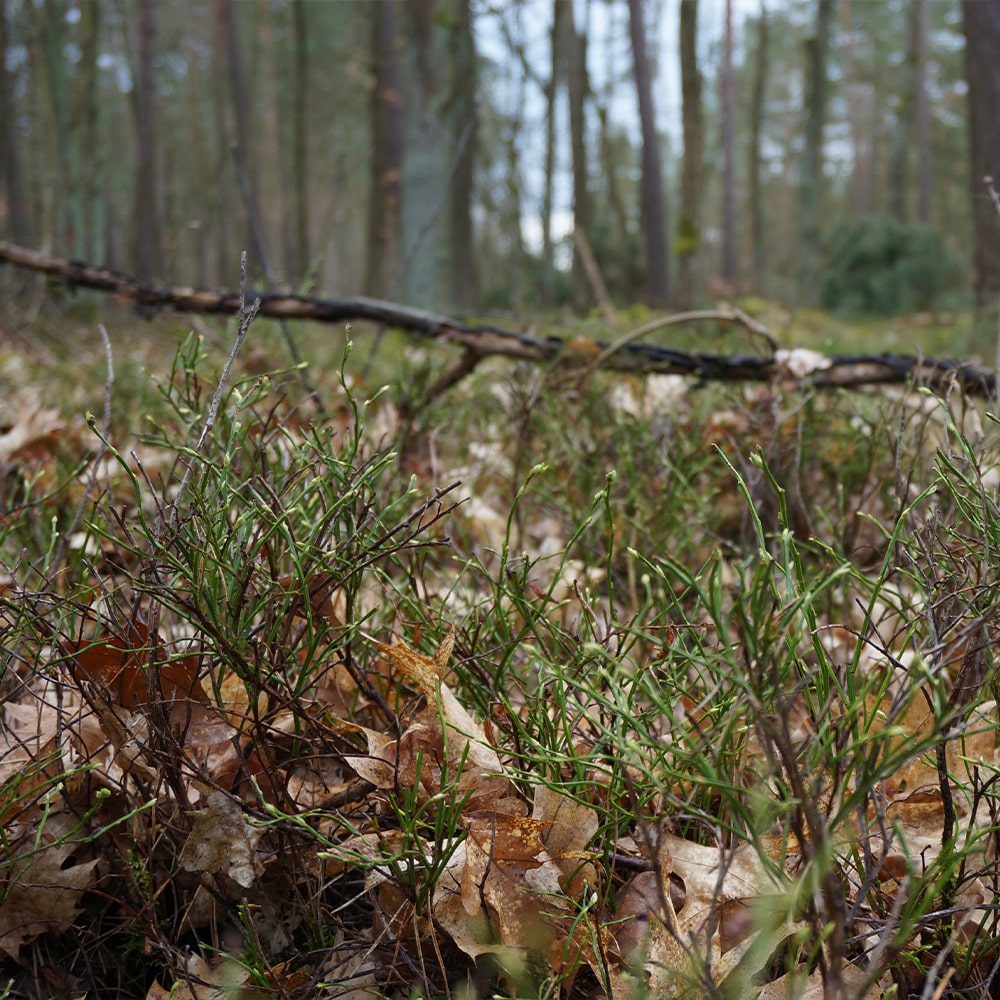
top-left (338, 718), bottom-right (417, 791)
top-left (178, 787), bottom-right (263, 889)
top-left (145, 953), bottom-right (252, 1000)
top-left (316, 928), bottom-right (384, 999)
top-left (0, 808), bottom-right (101, 960)
top-left (443, 809), bottom-right (594, 980)
top-left (531, 784), bottom-right (599, 896)
top-left (756, 962), bottom-right (892, 1000)
top-left (65, 623), bottom-right (208, 711)
top-left (0, 390), bottom-right (66, 466)
top-left (363, 633), bottom-right (518, 812)
top-left (0, 727), bottom-right (61, 824)
top-left (611, 834), bottom-right (790, 996)
top-left (176, 700), bottom-right (242, 789)
top-left (214, 666), bottom-right (264, 732)
top-left (431, 840), bottom-right (495, 958)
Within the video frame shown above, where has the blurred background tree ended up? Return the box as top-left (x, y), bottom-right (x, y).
top-left (0, 0), bottom-right (994, 319)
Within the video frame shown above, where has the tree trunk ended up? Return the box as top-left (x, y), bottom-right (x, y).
top-left (798, 0), bottom-right (835, 298)
top-left (132, 0), bottom-right (160, 280)
top-left (747, 4), bottom-right (768, 292)
top-left (364, 0), bottom-right (404, 299)
top-left (677, 0), bottom-right (703, 308)
top-left (211, 1), bottom-right (233, 283)
top-left (541, 0), bottom-right (565, 307)
top-left (219, 0), bottom-right (258, 269)
top-left (0, 0), bottom-right (28, 246)
top-left (400, 0), bottom-right (445, 308)
top-left (962, 0), bottom-right (1000, 304)
top-left (597, 101), bottom-right (639, 299)
top-left (40, 0), bottom-right (78, 255)
top-left (627, 0), bottom-right (669, 307)
top-left (76, 1), bottom-right (100, 260)
top-left (888, 2), bottom-right (922, 223)
top-left (840, 0), bottom-right (868, 219)
top-left (567, 10), bottom-right (593, 311)
top-left (291, 0), bottom-right (309, 280)
top-left (720, 0), bottom-right (737, 286)
top-left (447, 0), bottom-right (477, 311)
top-left (915, 0), bottom-right (931, 224)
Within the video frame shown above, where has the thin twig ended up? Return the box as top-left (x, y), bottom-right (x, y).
top-left (984, 175), bottom-right (1000, 221)
top-left (231, 143), bottom-right (326, 416)
top-left (573, 306), bottom-right (779, 380)
top-left (164, 251), bottom-right (258, 536)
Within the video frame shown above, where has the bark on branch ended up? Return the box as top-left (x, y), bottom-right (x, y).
top-left (1, 240), bottom-right (995, 398)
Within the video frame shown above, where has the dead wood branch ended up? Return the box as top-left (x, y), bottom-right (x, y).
top-left (1, 241), bottom-right (996, 398)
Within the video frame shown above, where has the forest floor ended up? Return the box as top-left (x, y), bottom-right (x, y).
top-left (1, 297), bottom-right (1000, 999)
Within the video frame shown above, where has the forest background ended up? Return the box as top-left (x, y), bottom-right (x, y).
top-left (2, 0), bottom-right (1000, 335)
top-left (7, 3), bottom-right (1000, 998)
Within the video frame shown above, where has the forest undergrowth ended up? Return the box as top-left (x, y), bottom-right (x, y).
top-left (1, 299), bottom-right (1000, 1000)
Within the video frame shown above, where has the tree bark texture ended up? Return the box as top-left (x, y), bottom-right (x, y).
top-left (962, 0), bottom-right (1000, 303)
top-left (76, 1), bottom-right (100, 261)
top-left (914, 0), bottom-right (931, 224)
top-left (798, 0), bottom-right (835, 297)
top-left (628, 0), bottom-right (670, 307)
top-left (291, 0), bottom-right (310, 281)
top-left (677, 0), bottom-right (703, 309)
top-left (364, 0), bottom-right (404, 299)
top-left (132, 0), bottom-right (161, 281)
top-left (446, 0), bottom-right (477, 311)
top-left (541, 0), bottom-right (565, 307)
top-left (218, 0), bottom-right (258, 271)
top-left (747, 5), bottom-right (768, 291)
top-left (3, 240), bottom-right (994, 399)
top-left (567, 12), bottom-right (593, 311)
top-left (720, 0), bottom-right (737, 285)
top-left (0, 0), bottom-right (28, 246)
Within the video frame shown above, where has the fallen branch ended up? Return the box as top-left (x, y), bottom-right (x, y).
top-left (1, 240), bottom-right (996, 397)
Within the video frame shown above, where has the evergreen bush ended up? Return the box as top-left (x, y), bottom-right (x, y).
top-left (820, 216), bottom-right (964, 317)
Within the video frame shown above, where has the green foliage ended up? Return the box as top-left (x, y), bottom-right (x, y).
top-left (820, 216), bottom-right (966, 317)
top-left (4, 302), bottom-right (1000, 997)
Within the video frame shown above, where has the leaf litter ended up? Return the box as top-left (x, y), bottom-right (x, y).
top-left (0, 327), bottom-right (999, 998)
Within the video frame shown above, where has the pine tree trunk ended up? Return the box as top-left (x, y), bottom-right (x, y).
top-left (0, 0), bottom-right (28, 246)
top-left (677, 0), bottom-right (703, 308)
top-left (447, 0), bottom-right (477, 311)
top-left (541, 0), bottom-right (564, 307)
top-left (219, 0), bottom-right (259, 270)
top-left (628, 0), bottom-right (670, 307)
top-left (567, 12), bottom-right (593, 311)
top-left (915, 0), bottom-right (932, 224)
top-left (291, 0), bottom-right (309, 281)
top-left (797, 0), bottom-right (834, 298)
top-left (747, 5), bottom-right (768, 292)
top-left (364, 0), bottom-right (404, 299)
top-left (720, 0), bottom-right (737, 287)
top-left (962, 0), bottom-right (1000, 303)
top-left (133, 0), bottom-right (161, 280)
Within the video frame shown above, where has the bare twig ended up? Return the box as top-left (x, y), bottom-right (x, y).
top-left (231, 143), bottom-right (325, 415)
top-left (574, 306), bottom-right (779, 380)
top-left (573, 226), bottom-right (617, 325)
top-left (1, 240), bottom-right (996, 397)
top-left (165, 251), bottom-right (258, 535)
top-left (984, 175), bottom-right (1000, 221)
